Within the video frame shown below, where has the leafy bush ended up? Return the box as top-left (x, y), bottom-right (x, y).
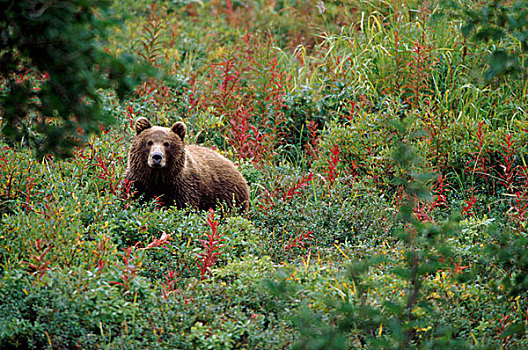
top-left (1, 0), bottom-right (528, 348)
top-left (0, 0), bottom-right (151, 157)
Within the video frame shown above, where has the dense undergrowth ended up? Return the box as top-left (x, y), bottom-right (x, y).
top-left (1, 0), bottom-right (528, 348)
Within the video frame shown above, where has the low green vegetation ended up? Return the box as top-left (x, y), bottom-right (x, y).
top-left (1, 0), bottom-right (528, 348)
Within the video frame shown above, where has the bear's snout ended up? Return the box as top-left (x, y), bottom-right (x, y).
top-left (152, 152), bottom-right (163, 163)
top-left (148, 146), bottom-right (166, 168)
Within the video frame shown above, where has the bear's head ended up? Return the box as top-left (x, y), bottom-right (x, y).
top-left (130, 117), bottom-right (187, 171)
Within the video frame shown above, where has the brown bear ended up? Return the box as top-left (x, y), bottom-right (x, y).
top-left (124, 117), bottom-right (250, 211)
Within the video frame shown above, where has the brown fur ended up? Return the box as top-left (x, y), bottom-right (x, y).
top-left (124, 117), bottom-right (250, 211)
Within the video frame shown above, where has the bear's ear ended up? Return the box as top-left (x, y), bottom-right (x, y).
top-left (171, 121), bottom-right (186, 141)
top-left (135, 117), bottom-right (152, 135)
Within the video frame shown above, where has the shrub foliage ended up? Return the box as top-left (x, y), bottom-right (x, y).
top-left (0, 0), bottom-right (148, 157)
top-left (1, 0), bottom-right (528, 349)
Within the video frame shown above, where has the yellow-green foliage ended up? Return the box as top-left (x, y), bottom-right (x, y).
top-left (1, 1), bottom-right (528, 349)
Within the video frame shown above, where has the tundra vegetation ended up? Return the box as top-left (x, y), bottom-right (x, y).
top-left (1, 0), bottom-right (528, 349)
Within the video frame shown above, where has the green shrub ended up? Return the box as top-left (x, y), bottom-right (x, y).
top-left (1, 0), bottom-right (528, 348)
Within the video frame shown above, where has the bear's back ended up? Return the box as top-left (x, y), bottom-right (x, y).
top-left (185, 145), bottom-right (249, 211)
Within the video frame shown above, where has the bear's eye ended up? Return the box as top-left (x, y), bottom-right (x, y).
top-left (163, 142), bottom-right (170, 147)
top-left (147, 140), bottom-right (153, 146)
